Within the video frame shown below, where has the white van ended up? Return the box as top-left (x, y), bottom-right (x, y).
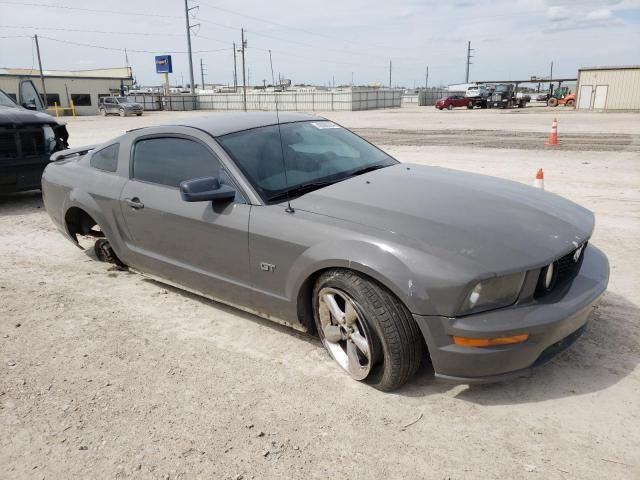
top-left (465, 85), bottom-right (488, 98)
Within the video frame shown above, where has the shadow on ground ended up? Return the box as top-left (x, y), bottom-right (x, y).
top-left (0, 191), bottom-right (43, 214)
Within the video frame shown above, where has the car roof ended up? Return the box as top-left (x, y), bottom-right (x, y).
top-left (169, 111), bottom-right (325, 137)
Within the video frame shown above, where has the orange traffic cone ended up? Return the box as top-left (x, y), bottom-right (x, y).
top-left (546, 118), bottom-right (559, 146)
top-left (534, 168), bottom-right (544, 189)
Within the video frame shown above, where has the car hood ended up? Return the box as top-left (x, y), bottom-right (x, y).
top-left (0, 105), bottom-right (59, 126)
top-left (292, 164), bottom-right (594, 274)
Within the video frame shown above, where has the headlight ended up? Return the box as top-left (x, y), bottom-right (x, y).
top-left (42, 125), bottom-right (58, 154)
top-left (460, 272), bottom-right (525, 315)
top-left (537, 262), bottom-right (557, 293)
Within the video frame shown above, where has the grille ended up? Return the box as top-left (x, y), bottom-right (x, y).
top-left (0, 131), bottom-right (17, 158)
top-left (19, 130), bottom-right (46, 156)
top-left (535, 242), bottom-right (587, 297)
top-left (0, 127), bottom-right (46, 160)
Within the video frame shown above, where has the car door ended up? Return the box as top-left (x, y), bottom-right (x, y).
top-left (106, 97), bottom-right (117, 113)
top-left (119, 127), bottom-right (252, 307)
top-left (18, 80), bottom-right (45, 111)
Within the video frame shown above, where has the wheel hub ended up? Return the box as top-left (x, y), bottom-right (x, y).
top-left (318, 287), bottom-right (373, 380)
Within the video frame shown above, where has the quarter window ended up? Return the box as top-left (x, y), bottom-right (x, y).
top-left (90, 143), bottom-right (119, 173)
top-left (132, 137), bottom-right (221, 188)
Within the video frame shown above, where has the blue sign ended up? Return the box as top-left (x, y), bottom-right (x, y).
top-left (155, 55), bottom-right (173, 74)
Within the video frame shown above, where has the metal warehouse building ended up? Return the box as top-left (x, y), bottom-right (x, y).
top-left (0, 67), bottom-right (133, 115)
top-left (576, 65), bottom-right (640, 110)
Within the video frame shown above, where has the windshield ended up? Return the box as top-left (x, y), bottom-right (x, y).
top-left (495, 85), bottom-right (509, 92)
top-left (0, 89), bottom-right (17, 107)
top-left (218, 120), bottom-right (397, 202)
top-left (116, 97), bottom-right (132, 103)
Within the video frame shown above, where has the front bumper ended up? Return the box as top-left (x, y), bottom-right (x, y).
top-left (413, 245), bottom-right (609, 383)
top-left (0, 156), bottom-right (50, 194)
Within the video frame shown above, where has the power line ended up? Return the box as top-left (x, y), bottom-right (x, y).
top-left (0, 25), bottom-right (184, 37)
top-left (196, 0), bottom-right (391, 51)
top-left (0, 0), bottom-right (390, 62)
top-left (37, 36), bottom-right (229, 54)
top-left (0, 1), bottom-right (181, 19)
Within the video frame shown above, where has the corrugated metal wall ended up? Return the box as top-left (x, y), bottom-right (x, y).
top-left (195, 89), bottom-right (402, 112)
top-left (576, 68), bottom-right (640, 110)
top-left (418, 89), bottom-right (461, 106)
top-left (132, 89), bottom-right (402, 112)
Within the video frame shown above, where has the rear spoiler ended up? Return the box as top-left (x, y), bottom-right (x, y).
top-left (50, 144), bottom-right (99, 162)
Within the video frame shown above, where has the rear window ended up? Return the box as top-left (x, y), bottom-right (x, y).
top-left (90, 143), bottom-right (119, 172)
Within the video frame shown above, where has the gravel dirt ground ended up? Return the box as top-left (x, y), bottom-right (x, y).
top-left (1, 106), bottom-right (639, 479)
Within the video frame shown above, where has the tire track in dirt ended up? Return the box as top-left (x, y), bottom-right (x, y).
top-left (354, 128), bottom-right (640, 152)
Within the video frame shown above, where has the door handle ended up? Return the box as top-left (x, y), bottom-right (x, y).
top-left (125, 197), bottom-right (144, 209)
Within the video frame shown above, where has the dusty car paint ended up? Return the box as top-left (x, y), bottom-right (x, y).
top-left (41, 113), bottom-right (609, 382)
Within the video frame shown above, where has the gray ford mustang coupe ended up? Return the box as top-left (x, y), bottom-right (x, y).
top-left (42, 112), bottom-right (609, 391)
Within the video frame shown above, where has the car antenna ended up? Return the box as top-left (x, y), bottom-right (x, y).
top-left (269, 49), bottom-right (294, 214)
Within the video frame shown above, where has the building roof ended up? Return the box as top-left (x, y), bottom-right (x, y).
top-left (578, 65), bottom-right (640, 71)
top-left (169, 112), bottom-right (325, 137)
top-left (0, 67), bottom-right (132, 79)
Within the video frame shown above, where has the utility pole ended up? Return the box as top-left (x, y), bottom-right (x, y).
top-left (389, 59), bottom-right (392, 89)
top-left (200, 58), bottom-right (206, 90)
top-left (549, 60), bottom-right (554, 97)
top-left (351, 71), bottom-right (354, 87)
top-left (425, 65), bottom-right (429, 90)
top-left (241, 28), bottom-right (247, 111)
top-left (465, 41), bottom-right (473, 83)
top-left (33, 35), bottom-right (47, 107)
top-left (232, 42), bottom-right (238, 92)
top-left (184, 0), bottom-right (199, 94)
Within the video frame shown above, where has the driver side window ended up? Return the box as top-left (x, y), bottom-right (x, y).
top-left (132, 137), bottom-right (222, 188)
top-left (19, 80), bottom-right (44, 111)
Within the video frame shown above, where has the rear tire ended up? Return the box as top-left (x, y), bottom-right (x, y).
top-left (467, 100), bottom-right (474, 109)
top-left (548, 97), bottom-right (559, 107)
top-left (447, 104), bottom-right (453, 110)
top-left (313, 269), bottom-right (423, 391)
top-left (565, 99), bottom-right (575, 107)
top-left (119, 108), bottom-right (126, 117)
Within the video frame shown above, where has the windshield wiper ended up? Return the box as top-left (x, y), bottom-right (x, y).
top-left (267, 164), bottom-right (390, 203)
top-left (348, 163), bottom-right (389, 177)
top-left (267, 180), bottom-right (337, 203)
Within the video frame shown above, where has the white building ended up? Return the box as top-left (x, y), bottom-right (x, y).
top-left (0, 67), bottom-right (133, 115)
top-left (576, 65), bottom-right (640, 110)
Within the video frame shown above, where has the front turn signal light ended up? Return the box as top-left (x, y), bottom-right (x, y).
top-left (453, 334), bottom-right (529, 348)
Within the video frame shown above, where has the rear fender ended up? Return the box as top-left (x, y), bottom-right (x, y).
top-left (63, 189), bottom-right (133, 265)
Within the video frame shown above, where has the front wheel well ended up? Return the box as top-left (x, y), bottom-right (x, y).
top-left (297, 267), bottom-right (420, 338)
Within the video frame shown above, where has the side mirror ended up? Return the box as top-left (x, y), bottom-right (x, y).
top-left (179, 176), bottom-right (236, 203)
top-left (23, 100), bottom-right (38, 110)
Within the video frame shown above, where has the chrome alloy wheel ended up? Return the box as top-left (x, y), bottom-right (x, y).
top-left (318, 287), bottom-right (373, 380)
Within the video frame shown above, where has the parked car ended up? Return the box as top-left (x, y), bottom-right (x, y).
top-left (435, 95), bottom-right (468, 110)
top-left (42, 113), bottom-right (609, 391)
top-left (98, 96), bottom-right (144, 117)
top-left (0, 80), bottom-right (69, 194)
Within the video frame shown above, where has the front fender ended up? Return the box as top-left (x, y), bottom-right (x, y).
top-left (285, 239), bottom-right (436, 315)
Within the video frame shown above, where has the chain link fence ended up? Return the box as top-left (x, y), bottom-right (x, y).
top-left (418, 88), bottom-right (464, 106)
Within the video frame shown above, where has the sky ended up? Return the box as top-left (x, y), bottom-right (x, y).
top-left (1, 0), bottom-right (639, 88)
